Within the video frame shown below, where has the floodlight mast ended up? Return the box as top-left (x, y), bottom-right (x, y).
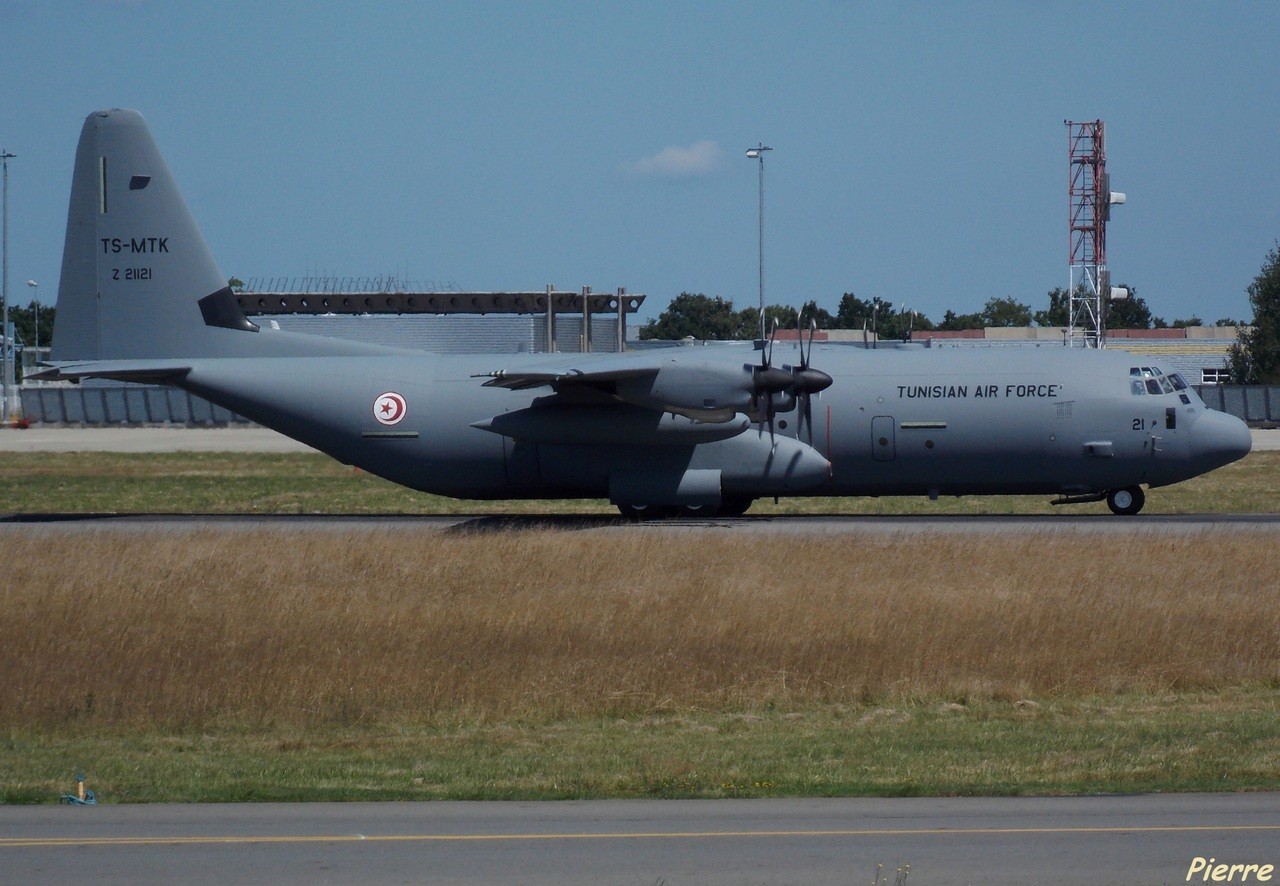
top-left (1, 149), bottom-right (14, 419)
top-left (26, 280), bottom-right (38, 354)
top-left (746, 144), bottom-right (772, 341)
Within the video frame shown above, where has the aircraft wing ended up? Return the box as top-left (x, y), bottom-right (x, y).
top-left (474, 353), bottom-right (755, 423)
top-left (475, 363), bottom-right (658, 392)
top-left (28, 361), bottom-right (192, 385)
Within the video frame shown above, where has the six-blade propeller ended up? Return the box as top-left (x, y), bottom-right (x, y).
top-left (745, 311), bottom-right (833, 442)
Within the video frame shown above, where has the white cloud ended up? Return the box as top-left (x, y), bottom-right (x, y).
top-left (629, 141), bottom-right (723, 177)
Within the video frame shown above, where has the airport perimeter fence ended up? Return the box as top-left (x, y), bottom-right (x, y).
top-left (20, 385), bottom-right (250, 426)
top-left (15, 383), bottom-right (1280, 427)
top-left (1196, 385), bottom-right (1280, 425)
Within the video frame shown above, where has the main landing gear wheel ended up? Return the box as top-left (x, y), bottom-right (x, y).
top-left (616, 504), bottom-right (678, 521)
top-left (1106, 486), bottom-right (1145, 516)
top-left (717, 496), bottom-right (754, 517)
top-left (617, 503), bottom-right (651, 521)
top-left (677, 504), bottom-right (713, 518)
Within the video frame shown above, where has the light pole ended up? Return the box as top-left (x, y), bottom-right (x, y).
top-left (746, 143), bottom-right (772, 341)
top-left (26, 279), bottom-right (38, 356)
top-left (2, 149), bottom-right (15, 420)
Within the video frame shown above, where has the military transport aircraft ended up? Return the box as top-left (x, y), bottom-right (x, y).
top-left (37, 109), bottom-right (1252, 517)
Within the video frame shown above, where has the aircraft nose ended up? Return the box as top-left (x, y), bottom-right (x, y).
top-left (1188, 408), bottom-right (1252, 472)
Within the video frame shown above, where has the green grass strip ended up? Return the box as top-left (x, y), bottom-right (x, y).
top-left (7, 691), bottom-right (1279, 804)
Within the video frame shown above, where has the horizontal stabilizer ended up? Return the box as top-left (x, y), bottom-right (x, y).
top-left (29, 360), bottom-right (192, 385)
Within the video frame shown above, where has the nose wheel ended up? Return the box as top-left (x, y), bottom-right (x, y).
top-left (1106, 486), bottom-right (1145, 516)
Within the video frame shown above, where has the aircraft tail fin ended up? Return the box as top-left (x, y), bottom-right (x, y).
top-left (51, 109), bottom-right (254, 362)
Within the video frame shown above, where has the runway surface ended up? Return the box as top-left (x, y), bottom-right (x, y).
top-left (3, 511), bottom-right (1280, 536)
top-left (3, 794), bottom-right (1277, 885)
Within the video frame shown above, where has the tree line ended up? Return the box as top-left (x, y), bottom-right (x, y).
top-left (640, 288), bottom-right (1242, 343)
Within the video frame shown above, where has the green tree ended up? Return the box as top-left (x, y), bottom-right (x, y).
top-left (639, 293), bottom-right (747, 340)
top-left (1228, 243), bottom-right (1280, 383)
top-left (9, 301), bottom-right (55, 351)
top-left (1171, 316), bottom-right (1203, 328)
top-left (798, 300), bottom-right (835, 329)
top-left (938, 309), bottom-right (984, 331)
top-left (875, 306), bottom-right (934, 340)
top-left (730, 304), bottom-right (797, 340)
top-left (982, 296), bottom-right (1033, 327)
top-left (1104, 286), bottom-right (1156, 330)
top-left (1034, 288), bottom-right (1071, 327)
top-left (762, 304), bottom-right (798, 334)
top-left (833, 295), bottom-right (916, 337)
top-left (834, 292), bottom-right (874, 330)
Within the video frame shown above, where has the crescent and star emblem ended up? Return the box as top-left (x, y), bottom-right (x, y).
top-left (373, 392), bottom-right (407, 426)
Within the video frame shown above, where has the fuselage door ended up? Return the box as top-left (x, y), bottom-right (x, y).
top-left (872, 415), bottom-right (896, 462)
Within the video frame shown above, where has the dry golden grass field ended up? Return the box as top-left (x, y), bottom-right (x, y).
top-left (3, 527), bottom-right (1280, 801)
top-left (5, 530), bottom-right (1280, 727)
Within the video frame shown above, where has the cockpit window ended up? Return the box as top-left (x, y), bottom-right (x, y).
top-left (1130, 366), bottom-right (1182, 396)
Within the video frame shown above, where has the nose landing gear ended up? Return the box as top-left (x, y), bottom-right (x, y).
top-left (1051, 485), bottom-right (1147, 515)
top-left (1106, 485), bottom-right (1145, 516)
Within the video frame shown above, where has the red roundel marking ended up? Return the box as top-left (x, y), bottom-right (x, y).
top-left (373, 391), bottom-right (407, 426)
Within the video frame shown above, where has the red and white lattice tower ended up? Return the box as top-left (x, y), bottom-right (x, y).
top-left (1066, 120), bottom-right (1125, 347)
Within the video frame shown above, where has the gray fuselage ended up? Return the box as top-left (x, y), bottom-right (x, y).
top-left (175, 340), bottom-right (1248, 503)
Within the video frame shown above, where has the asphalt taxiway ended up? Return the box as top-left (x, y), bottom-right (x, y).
top-left (3, 794), bottom-right (1277, 885)
top-left (3, 512), bottom-right (1280, 536)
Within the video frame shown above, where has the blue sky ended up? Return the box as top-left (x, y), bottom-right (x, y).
top-left (2, 1), bottom-right (1278, 327)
